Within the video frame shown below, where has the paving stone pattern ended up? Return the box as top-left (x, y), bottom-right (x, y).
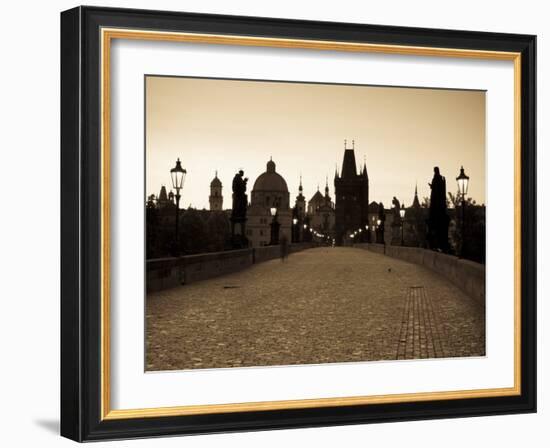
top-left (146, 247), bottom-right (485, 371)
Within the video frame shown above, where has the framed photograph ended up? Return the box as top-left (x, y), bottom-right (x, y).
top-left (61, 6), bottom-right (536, 441)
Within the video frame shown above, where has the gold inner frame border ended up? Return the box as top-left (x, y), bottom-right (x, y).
top-left (100, 27), bottom-right (522, 421)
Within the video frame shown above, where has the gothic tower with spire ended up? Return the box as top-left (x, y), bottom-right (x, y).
top-left (406, 182), bottom-right (426, 247)
top-left (334, 139), bottom-right (369, 245)
top-left (295, 175), bottom-right (306, 219)
top-left (209, 171), bottom-right (223, 211)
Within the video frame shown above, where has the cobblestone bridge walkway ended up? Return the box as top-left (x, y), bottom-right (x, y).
top-left (146, 247), bottom-right (485, 371)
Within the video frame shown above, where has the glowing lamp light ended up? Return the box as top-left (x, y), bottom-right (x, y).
top-left (456, 166), bottom-right (470, 198)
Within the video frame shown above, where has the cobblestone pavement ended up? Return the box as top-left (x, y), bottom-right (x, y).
top-left (146, 247), bottom-right (485, 371)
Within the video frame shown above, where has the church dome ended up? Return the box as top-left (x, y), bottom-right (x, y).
top-left (252, 159), bottom-right (288, 192)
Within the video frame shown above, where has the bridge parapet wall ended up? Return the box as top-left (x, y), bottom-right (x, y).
top-left (147, 243), bottom-right (315, 293)
top-left (356, 244), bottom-right (485, 304)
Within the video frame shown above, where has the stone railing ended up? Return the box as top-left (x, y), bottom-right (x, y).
top-left (147, 242), bottom-right (315, 293)
top-left (355, 243), bottom-right (485, 304)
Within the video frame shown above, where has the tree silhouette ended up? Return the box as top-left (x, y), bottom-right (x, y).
top-left (447, 190), bottom-right (485, 263)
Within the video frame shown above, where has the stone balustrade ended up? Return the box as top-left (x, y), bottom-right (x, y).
top-left (147, 242), bottom-right (315, 292)
top-left (355, 243), bottom-right (485, 304)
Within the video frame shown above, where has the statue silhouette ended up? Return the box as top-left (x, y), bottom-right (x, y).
top-left (230, 170), bottom-right (249, 248)
top-left (427, 167), bottom-right (450, 252)
top-left (231, 170), bottom-right (248, 220)
top-left (392, 196), bottom-right (401, 222)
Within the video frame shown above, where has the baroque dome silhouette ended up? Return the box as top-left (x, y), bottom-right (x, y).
top-left (252, 159), bottom-right (288, 193)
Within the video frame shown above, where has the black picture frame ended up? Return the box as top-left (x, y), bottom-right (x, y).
top-left (61, 5), bottom-right (536, 442)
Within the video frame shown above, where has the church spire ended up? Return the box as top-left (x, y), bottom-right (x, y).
top-left (361, 155), bottom-right (368, 178)
top-left (412, 181), bottom-right (421, 208)
top-left (295, 174), bottom-right (306, 217)
top-left (325, 175), bottom-right (329, 196)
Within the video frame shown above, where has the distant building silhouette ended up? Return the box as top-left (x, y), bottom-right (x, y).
top-left (247, 158), bottom-right (292, 248)
top-left (295, 176), bottom-right (306, 220)
top-left (156, 185), bottom-right (175, 209)
top-left (293, 177), bottom-right (307, 242)
top-left (209, 171), bottom-right (223, 211)
top-left (307, 178), bottom-right (335, 239)
top-left (334, 140), bottom-right (369, 245)
top-left (404, 184), bottom-right (427, 247)
top-left (146, 182), bottom-right (231, 258)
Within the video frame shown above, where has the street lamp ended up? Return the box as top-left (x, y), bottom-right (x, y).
top-left (170, 158), bottom-right (186, 255)
top-left (269, 207), bottom-right (280, 245)
top-left (456, 166), bottom-right (470, 257)
top-left (456, 166), bottom-right (470, 198)
top-left (399, 203), bottom-right (406, 246)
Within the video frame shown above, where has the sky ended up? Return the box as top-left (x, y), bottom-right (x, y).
top-left (146, 76), bottom-right (485, 209)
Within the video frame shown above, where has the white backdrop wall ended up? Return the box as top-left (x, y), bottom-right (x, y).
top-left (0, 1), bottom-right (546, 447)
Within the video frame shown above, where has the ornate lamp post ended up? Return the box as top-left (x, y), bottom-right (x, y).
top-left (376, 218), bottom-right (382, 244)
top-left (399, 203), bottom-right (406, 246)
top-left (456, 166), bottom-right (470, 256)
top-left (170, 158), bottom-right (186, 255)
top-left (269, 206), bottom-right (280, 245)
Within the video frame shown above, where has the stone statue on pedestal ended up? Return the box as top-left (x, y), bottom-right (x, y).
top-left (427, 166), bottom-right (450, 252)
top-left (231, 170), bottom-right (249, 248)
top-left (391, 196), bottom-right (402, 245)
top-left (392, 197), bottom-right (401, 221)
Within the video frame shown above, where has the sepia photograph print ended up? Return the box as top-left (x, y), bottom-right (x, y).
top-left (145, 75), bottom-right (486, 372)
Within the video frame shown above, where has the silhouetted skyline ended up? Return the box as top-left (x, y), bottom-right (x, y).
top-left (146, 76), bottom-right (485, 209)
